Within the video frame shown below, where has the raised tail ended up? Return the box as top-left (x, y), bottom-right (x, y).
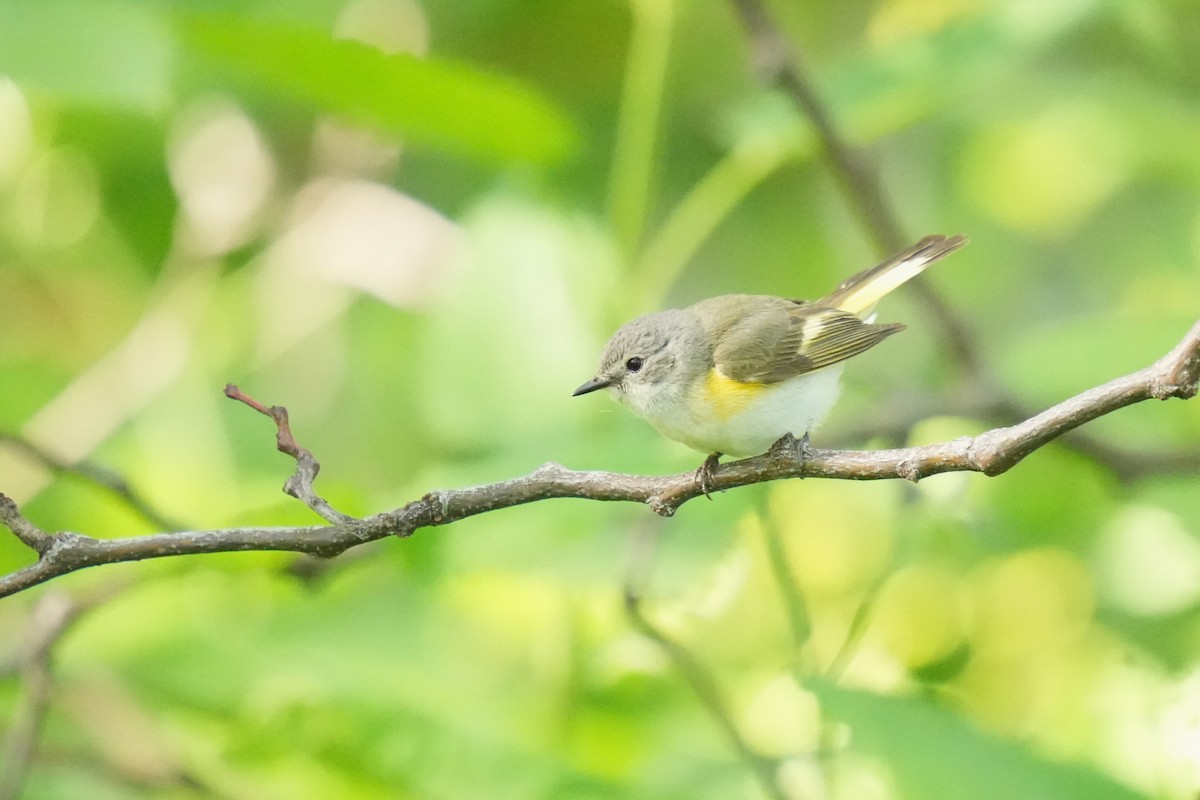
top-left (817, 234), bottom-right (968, 317)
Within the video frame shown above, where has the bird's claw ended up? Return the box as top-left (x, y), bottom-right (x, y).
top-left (695, 453), bottom-right (721, 499)
top-left (769, 432), bottom-right (814, 474)
top-left (797, 431), bottom-right (814, 463)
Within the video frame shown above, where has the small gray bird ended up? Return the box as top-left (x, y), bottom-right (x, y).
top-left (573, 235), bottom-right (968, 483)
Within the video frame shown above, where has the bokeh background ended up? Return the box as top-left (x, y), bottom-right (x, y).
top-left (2, 0), bottom-right (1200, 798)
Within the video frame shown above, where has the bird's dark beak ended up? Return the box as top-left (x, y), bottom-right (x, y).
top-left (573, 376), bottom-right (613, 396)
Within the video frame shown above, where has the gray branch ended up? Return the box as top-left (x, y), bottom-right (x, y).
top-left (0, 320), bottom-right (1197, 600)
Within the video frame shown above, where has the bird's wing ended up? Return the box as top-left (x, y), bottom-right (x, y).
top-left (701, 296), bottom-right (905, 384)
top-left (818, 234), bottom-right (968, 316)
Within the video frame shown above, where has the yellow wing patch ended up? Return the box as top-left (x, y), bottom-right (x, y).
top-left (703, 369), bottom-right (767, 419)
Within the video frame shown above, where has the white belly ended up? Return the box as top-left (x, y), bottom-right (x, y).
top-left (649, 365), bottom-right (844, 457)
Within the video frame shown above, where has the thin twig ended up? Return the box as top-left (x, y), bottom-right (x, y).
top-left (823, 581), bottom-right (884, 683)
top-left (0, 321), bottom-right (1196, 598)
top-left (757, 506), bottom-right (814, 667)
top-left (224, 384), bottom-right (356, 525)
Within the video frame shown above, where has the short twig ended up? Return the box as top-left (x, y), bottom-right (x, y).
top-left (0, 495), bottom-right (50, 554)
top-left (224, 384), bottom-right (356, 526)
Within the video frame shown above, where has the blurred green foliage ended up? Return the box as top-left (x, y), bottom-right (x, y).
top-left (1, 0), bottom-right (1199, 798)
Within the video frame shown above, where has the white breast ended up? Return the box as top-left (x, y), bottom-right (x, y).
top-left (646, 365), bottom-right (845, 457)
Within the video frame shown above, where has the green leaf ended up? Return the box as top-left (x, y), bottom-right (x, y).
top-left (178, 14), bottom-right (577, 165)
top-left (0, 1), bottom-right (172, 110)
top-left (813, 682), bottom-right (1149, 800)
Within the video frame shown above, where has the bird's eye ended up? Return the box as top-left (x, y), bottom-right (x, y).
top-left (625, 357), bottom-right (643, 372)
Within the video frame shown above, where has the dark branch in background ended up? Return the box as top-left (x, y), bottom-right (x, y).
top-left (825, 389), bottom-right (1200, 482)
top-left (626, 590), bottom-right (788, 800)
top-left (823, 581), bottom-right (884, 683)
top-left (726, 0), bottom-right (979, 368)
top-left (0, 320), bottom-right (1196, 598)
top-left (0, 443), bottom-right (194, 797)
top-left (622, 522), bottom-right (786, 800)
top-left (0, 588), bottom-right (118, 800)
top-left (726, 0), bottom-right (898, 248)
top-left (724, 0), bottom-right (1200, 481)
top-left (759, 510), bottom-right (814, 668)
top-left (0, 435), bottom-right (185, 532)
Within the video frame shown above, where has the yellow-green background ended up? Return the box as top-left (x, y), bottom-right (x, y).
top-left (1, 0), bottom-right (1199, 798)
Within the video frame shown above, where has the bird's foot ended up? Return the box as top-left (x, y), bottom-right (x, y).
top-left (695, 453), bottom-right (722, 499)
top-left (798, 431), bottom-right (814, 462)
top-left (769, 432), bottom-right (814, 474)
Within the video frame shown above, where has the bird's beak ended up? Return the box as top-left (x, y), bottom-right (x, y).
top-left (573, 376), bottom-right (614, 396)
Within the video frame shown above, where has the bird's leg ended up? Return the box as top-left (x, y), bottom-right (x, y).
top-left (695, 453), bottom-right (722, 499)
top-left (798, 431), bottom-right (814, 462)
top-left (768, 431), bottom-right (814, 474)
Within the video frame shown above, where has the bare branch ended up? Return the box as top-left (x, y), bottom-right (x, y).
top-left (0, 495), bottom-right (50, 554)
top-left (0, 321), bottom-right (1195, 598)
top-left (223, 384), bottom-right (356, 525)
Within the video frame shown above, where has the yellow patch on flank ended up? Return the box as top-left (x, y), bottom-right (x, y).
top-left (703, 369), bottom-right (767, 419)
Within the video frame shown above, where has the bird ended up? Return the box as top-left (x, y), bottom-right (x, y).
top-left (572, 234), bottom-right (968, 492)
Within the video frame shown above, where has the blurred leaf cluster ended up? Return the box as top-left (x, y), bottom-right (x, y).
top-left (1, 0), bottom-right (1199, 798)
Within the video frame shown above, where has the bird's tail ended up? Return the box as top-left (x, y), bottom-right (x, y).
top-left (818, 234), bottom-right (968, 317)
